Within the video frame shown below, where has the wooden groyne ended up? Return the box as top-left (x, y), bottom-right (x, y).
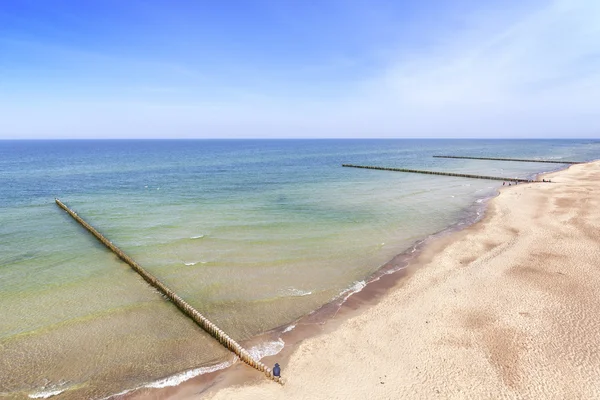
top-left (54, 199), bottom-right (283, 385)
top-left (433, 155), bottom-right (582, 164)
top-left (342, 164), bottom-right (536, 183)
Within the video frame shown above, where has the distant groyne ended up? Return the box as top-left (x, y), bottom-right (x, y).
top-left (341, 164), bottom-right (537, 183)
top-left (433, 156), bottom-right (582, 164)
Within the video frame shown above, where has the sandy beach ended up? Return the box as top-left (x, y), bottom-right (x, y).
top-left (166, 160), bottom-right (600, 400)
top-left (4, 1), bottom-right (600, 397)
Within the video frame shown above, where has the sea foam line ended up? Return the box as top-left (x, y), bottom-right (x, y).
top-left (284, 288), bottom-right (312, 297)
top-left (28, 389), bottom-right (66, 399)
top-left (247, 339), bottom-right (285, 361)
top-left (144, 360), bottom-right (233, 389)
top-left (340, 280), bottom-right (367, 303)
top-left (184, 261), bottom-right (208, 266)
top-left (98, 388), bottom-right (134, 400)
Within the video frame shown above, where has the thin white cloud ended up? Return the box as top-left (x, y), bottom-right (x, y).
top-left (1, 0), bottom-right (599, 138)
top-left (335, 0), bottom-right (600, 137)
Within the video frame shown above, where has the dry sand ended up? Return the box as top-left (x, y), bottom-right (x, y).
top-left (189, 160), bottom-right (600, 400)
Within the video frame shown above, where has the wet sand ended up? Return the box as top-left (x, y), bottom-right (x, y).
top-left (134, 160), bottom-right (600, 399)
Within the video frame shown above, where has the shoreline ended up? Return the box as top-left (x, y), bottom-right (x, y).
top-left (123, 160), bottom-right (599, 400)
top-left (204, 159), bottom-right (599, 399)
top-left (119, 179), bottom-right (498, 399)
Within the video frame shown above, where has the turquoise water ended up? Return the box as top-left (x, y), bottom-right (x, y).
top-left (1, 139), bottom-right (598, 398)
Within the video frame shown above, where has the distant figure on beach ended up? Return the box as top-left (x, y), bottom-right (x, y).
top-left (503, 181), bottom-right (506, 186)
top-left (273, 363), bottom-right (281, 377)
top-left (543, 179), bottom-right (545, 182)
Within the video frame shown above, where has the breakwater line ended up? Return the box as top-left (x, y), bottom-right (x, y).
top-left (54, 198), bottom-right (283, 385)
top-left (341, 164), bottom-right (537, 183)
top-left (433, 155), bottom-right (582, 164)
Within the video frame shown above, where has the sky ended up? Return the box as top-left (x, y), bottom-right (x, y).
top-left (0, 0), bottom-right (599, 139)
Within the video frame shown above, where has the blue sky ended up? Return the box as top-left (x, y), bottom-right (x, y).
top-left (1, 0), bottom-right (599, 139)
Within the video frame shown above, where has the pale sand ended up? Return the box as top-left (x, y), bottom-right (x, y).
top-left (197, 160), bottom-right (600, 400)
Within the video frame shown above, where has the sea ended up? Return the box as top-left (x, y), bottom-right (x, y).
top-left (1, 139), bottom-right (598, 399)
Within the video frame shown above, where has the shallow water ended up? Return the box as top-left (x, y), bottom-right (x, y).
top-left (1, 139), bottom-right (598, 398)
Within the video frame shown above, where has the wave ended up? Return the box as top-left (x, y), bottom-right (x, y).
top-left (190, 235), bottom-right (205, 239)
top-left (339, 280), bottom-right (367, 303)
top-left (283, 288), bottom-right (312, 297)
top-left (28, 381), bottom-right (74, 399)
top-left (248, 339), bottom-right (285, 361)
top-left (282, 324), bottom-right (296, 333)
top-left (184, 261), bottom-right (207, 266)
top-left (28, 389), bottom-right (66, 399)
top-left (144, 360), bottom-right (233, 389)
top-left (99, 388), bottom-right (134, 400)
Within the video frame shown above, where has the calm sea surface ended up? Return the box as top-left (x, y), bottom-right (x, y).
top-left (1, 139), bottom-right (598, 398)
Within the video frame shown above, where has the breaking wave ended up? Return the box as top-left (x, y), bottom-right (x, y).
top-left (248, 339), bottom-right (285, 361)
top-left (144, 360), bottom-right (233, 389)
top-left (28, 389), bottom-right (66, 399)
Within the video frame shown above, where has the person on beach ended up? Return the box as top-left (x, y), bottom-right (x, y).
top-left (273, 363), bottom-right (281, 377)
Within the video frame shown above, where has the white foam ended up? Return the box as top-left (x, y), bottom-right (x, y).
top-left (190, 235), bottom-right (205, 239)
top-left (29, 389), bottom-right (66, 399)
top-left (476, 199), bottom-right (484, 203)
top-left (98, 388), bottom-right (133, 400)
top-left (248, 339), bottom-right (285, 361)
top-left (284, 288), bottom-right (312, 297)
top-left (340, 280), bottom-right (366, 302)
top-left (184, 262), bottom-right (197, 266)
top-left (282, 324), bottom-right (296, 333)
top-left (384, 264), bottom-right (408, 275)
top-left (144, 360), bottom-right (233, 389)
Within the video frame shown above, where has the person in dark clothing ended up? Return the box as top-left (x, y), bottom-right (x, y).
top-left (273, 363), bottom-right (281, 377)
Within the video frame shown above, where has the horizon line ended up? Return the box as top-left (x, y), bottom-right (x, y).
top-left (1, 137), bottom-right (599, 141)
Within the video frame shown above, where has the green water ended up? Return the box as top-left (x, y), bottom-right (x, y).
top-left (1, 139), bottom-right (598, 398)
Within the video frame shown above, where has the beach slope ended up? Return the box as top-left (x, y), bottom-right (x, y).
top-left (205, 160), bottom-right (600, 399)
